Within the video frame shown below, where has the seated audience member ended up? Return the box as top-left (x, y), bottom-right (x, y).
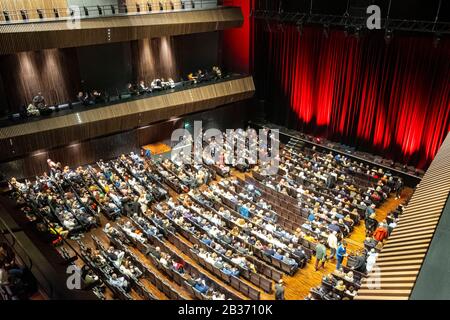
top-left (77, 91), bottom-right (93, 106)
top-left (127, 83), bottom-right (138, 96)
top-left (32, 92), bottom-right (46, 109)
top-left (273, 249), bottom-right (284, 260)
top-left (187, 73), bottom-right (197, 84)
top-left (91, 90), bottom-right (105, 103)
top-left (168, 78), bottom-right (175, 89)
top-left (282, 253), bottom-right (298, 269)
top-left (212, 66), bottom-right (222, 79)
top-left (344, 271), bottom-right (354, 282)
top-left (109, 273), bottom-right (129, 291)
top-left (373, 224), bottom-right (389, 242)
top-left (33, 92), bottom-right (51, 115)
top-left (346, 286), bottom-right (357, 298)
top-left (194, 277), bottom-right (208, 294)
top-left (138, 80), bottom-right (150, 94)
top-left (365, 213), bottom-right (378, 236)
top-left (351, 252), bottom-right (367, 273)
top-left (334, 280), bottom-right (346, 292)
top-left (26, 103), bottom-right (40, 117)
top-left (364, 236), bottom-right (378, 249)
top-left (195, 69), bottom-right (205, 82)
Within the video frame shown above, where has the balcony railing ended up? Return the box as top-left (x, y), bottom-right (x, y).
top-left (0, 0), bottom-right (219, 25)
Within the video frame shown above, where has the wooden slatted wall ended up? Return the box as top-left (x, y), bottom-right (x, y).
top-left (356, 132), bottom-right (450, 300)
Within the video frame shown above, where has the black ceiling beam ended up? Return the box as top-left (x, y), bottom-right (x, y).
top-left (253, 9), bottom-right (450, 34)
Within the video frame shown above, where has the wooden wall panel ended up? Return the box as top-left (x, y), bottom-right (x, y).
top-left (355, 132), bottom-right (450, 300)
top-left (0, 76), bottom-right (255, 161)
top-left (0, 6), bottom-right (243, 54)
top-left (0, 0), bottom-right (68, 21)
top-left (130, 37), bottom-right (179, 84)
top-left (0, 48), bottom-right (80, 112)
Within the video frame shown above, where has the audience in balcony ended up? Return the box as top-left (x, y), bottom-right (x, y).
top-left (17, 66), bottom-right (224, 120)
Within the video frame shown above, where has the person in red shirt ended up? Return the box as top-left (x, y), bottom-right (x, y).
top-left (373, 225), bottom-right (389, 242)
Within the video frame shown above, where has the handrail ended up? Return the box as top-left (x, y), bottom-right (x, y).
top-left (0, 1), bottom-right (219, 25)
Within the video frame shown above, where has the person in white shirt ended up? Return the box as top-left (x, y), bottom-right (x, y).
top-left (327, 231), bottom-right (338, 260)
top-left (366, 249), bottom-right (378, 272)
top-left (109, 273), bottom-right (128, 289)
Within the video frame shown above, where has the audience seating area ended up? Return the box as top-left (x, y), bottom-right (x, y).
top-left (255, 122), bottom-right (425, 178)
top-left (7, 127), bottom-right (411, 300)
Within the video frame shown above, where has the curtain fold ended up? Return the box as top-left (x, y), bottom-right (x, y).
top-left (253, 23), bottom-right (450, 169)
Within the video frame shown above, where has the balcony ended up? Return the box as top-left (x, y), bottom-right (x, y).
top-left (0, 1), bottom-right (243, 54)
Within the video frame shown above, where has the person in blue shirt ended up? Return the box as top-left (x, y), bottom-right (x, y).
top-left (222, 264), bottom-right (233, 275)
top-left (308, 212), bottom-right (316, 222)
top-left (336, 241), bottom-right (347, 270)
top-left (201, 234), bottom-right (212, 246)
top-left (239, 205), bottom-right (250, 218)
top-left (365, 204), bottom-right (376, 220)
top-left (194, 280), bottom-right (209, 294)
top-left (273, 249), bottom-right (284, 260)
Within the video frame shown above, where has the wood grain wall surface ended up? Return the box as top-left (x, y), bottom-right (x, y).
top-left (355, 132), bottom-right (450, 300)
top-left (0, 32), bottom-right (220, 114)
top-left (0, 6), bottom-right (243, 54)
top-left (0, 76), bottom-right (255, 161)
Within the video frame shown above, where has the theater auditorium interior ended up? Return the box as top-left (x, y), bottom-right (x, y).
top-left (0, 0), bottom-right (449, 303)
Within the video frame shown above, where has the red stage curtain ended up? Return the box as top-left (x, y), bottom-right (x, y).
top-left (253, 23), bottom-right (450, 168)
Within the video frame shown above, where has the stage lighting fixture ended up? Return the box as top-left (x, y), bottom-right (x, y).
top-left (354, 26), bottom-right (361, 39)
top-left (323, 24), bottom-right (329, 38)
top-left (384, 28), bottom-right (393, 44)
top-left (344, 24), bottom-right (350, 37)
top-left (296, 22), bottom-right (303, 36)
top-left (433, 33), bottom-right (441, 48)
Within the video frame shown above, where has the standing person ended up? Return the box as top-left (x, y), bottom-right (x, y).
top-left (274, 279), bottom-right (285, 300)
top-left (336, 241), bottom-right (347, 270)
top-left (314, 240), bottom-right (327, 271)
top-left (395, 178), bottom-right (403, 199)
top-left (327, 231), bottom-right (338, 260)
top-left (366, 249), bottom-right (378, 273)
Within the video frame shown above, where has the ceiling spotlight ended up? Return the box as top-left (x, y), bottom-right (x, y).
top-left (433, 33), bottom-right (441, 48)
top-left (296, 22), bottom-right (303, 36)
top-left (344, 24), bottom-right (350, 37)
top-left (323, 24), bottom-right (329, 38)
top-left (354, 26), bottom-right (361, 39)
top-left (385, 28), bottom-right (393, 44)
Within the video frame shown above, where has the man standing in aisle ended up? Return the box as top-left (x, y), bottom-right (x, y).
top-left (274, 279), bottom-right (285, 300)
top-left (327, 231), bottom-right (338, 260)
top-left (314, 240), bottom-right (327, 271)
top-left (336, 241), bottom-right (347, 270)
